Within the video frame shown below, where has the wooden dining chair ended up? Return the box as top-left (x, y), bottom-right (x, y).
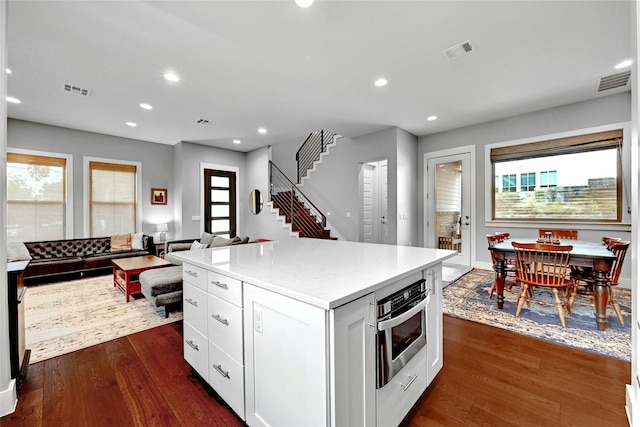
top-left (569, 240), bottom-right (629, 325)
top-left (486, 234), bottom-right (517, 299)
top-left (512, 242), bottom-right (574, 328)
top-left (538, 229), bottom-right (579, 240)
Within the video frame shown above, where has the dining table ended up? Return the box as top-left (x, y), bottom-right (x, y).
top-left (489, 238), bottom-right (618, 331)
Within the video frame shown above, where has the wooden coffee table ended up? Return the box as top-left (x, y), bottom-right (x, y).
top-left (112, 255), bottom-right (171, 302)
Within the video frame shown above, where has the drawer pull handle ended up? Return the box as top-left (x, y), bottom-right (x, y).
top-left (211, 280), bottom-right (229, 290)
top-left (213, 363), bottom-right (230, 379)
top-left (186, 340), bottom-right (199, 351)
top-left (211, 313), bottom-right (229, 326)
top-left (401, 374), bottom-right (418, 391)
top-left (185, 298), bottom-right (198, 307)
top-left (185, 270), bottom-right (198, 278)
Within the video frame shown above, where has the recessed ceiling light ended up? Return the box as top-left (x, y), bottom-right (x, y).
top-left (615, 59), bottom-right (633, 69)
top-left (258, 127), bottom-right (267, 134)
top-left (6, 96), bottom-right (21, 104)
top-left (295, 0), bottom-right (314, 8)
top-left (126, 122), bottom-right (137, 127)
top-left (374, 78), bottom-right (388, 87)
top-left (427, 115), bottom-right (438, 121)
top-left (5, 68), bottom-right (11, 74)
top-left (164, 72), bottom-right (180, 82)
top-left (140, 103), bottom-right (153, 110)
top-left (233, 139), bottom-right (241, 145)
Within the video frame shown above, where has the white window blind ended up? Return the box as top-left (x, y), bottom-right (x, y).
top-left (7, 153), bottom-right (66, 242)
top-left (90, 161), bottom-right (137, 237)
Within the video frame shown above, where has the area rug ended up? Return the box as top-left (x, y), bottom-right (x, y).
top-left (25, 274), bottom-right (183, 364)
top-left (443, 269), bottom-right (631, 361)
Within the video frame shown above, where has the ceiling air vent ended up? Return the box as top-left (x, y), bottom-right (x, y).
top-left (63, 84), bottom-right (91, 96)
top-left (196, 119), bottom-right (211, 125)
top-left (597, 70), bottom-right (631, 92)
top-left (442, 40), bottom-right (473, 60)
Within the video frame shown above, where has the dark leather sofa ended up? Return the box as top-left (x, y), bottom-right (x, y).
top-left (23, 235), bottom-right (153, 282)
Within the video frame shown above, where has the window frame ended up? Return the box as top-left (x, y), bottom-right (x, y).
top-left (484, 122), bottom-right (631, 229)
top-left (7, 148), bottom-right (74, 240)
top-left (84, 156), bottom-right (142, 237)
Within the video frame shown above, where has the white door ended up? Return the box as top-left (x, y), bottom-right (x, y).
top-left (425, 149), bottom-right (473, 267)
top-left (361, 160), bottom-right (388, 244)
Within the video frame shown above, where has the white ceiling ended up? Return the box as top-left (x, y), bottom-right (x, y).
top-left (6, 1), bottom-right (633, 153)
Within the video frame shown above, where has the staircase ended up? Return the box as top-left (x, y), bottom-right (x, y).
top-left (296, 130), bottom-right (339, 183)
top-left (269, 161), bottom-right (335, 240)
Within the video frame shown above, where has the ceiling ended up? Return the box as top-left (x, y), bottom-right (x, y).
top-left (5, 1), bottom-right (632, 153)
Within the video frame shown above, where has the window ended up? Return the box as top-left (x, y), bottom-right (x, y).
top-left (520, 172), bottom-right (536, 192)
top-left (491, 129), bottom-right (622, 222)
top-left (89, 161), bottom-right (137, 236)
top-left (204, 169), bottom-right (236, 238)
top-left (7, 153), bottom-right (66, 242)
top-left (539, 170), bottom-right (557, 188)
top-left (501, 174), bottom-right (516, 192)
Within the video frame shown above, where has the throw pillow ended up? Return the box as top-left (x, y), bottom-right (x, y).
top-left (190, 240), bottom-right (208, 250)
top-left (210, 236), bottom-right (233, 247)
top-left (7, 242), bottom-right (32, 262)
top-left (131, 232), bottom-right (144, 250)
top-left (229, 236), bottom-right (249, 245)
top-left (111, 233), bottom-right (132, 251)
top-left (200, 232), bottom-right (215, 247)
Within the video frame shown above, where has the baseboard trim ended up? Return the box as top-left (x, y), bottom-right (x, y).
top-left (0, 378), bottom-right (17, 417)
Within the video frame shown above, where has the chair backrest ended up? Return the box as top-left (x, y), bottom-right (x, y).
top-left (538, 229), bottom-right (578, 240)
top-left (486, 234), bottom-right (500, 266)
top-left (512, 242), bottom-right (573, 287)
top-left (608, 241), bottom-right (629, 285)
top-left (494, 232), bottom-right (509, 242)
top-left (602, 236), bottom-right (621, 249)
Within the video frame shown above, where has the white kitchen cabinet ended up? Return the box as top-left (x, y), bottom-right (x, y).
top-left (182, 262), bottom-right (245, 421)
top-left (183, 265), bottom-right (209, 380)
top-left (243, 283), bottom-right (329, 427)
top-left (173, 240), bottom-right (453, 427)
top-left (425, 265), bottom-right (443, 385)
top-left (329, 292), bottom-right (376, 427)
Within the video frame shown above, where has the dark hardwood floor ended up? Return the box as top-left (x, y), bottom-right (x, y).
top-left (2, 316), bottom-right (630, 426)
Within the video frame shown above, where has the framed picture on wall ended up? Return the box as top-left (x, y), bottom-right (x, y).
top-left (151, 188), bottom-right (167, 205)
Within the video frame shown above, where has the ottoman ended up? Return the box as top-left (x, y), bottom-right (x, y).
top-left (139, 265), bottom-right (183, 317)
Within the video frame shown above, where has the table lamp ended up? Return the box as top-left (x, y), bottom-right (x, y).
top-left (157, 223), bottom-right (168, 241)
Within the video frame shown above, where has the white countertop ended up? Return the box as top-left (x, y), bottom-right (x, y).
top-left (169, 239), bottom-right (456, 309)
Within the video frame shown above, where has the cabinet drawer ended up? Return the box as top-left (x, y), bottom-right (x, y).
top-left (376, 347), bottom-right (427, 427)
top-left (209, 341), bottom-right (245, 420)
top-left (208, 294), bottom-right (243, 362)
top-left (184, 322), bottom-right (209, 379)
top-left (183, 263), bottom-right (207, 290)
top-left (207, 270), bottom-right (242, 306)
top-left (184, 283), bottom-right (207, 334)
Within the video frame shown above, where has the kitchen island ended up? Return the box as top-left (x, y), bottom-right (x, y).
top-left (169, 238), bottom-right (456, 427)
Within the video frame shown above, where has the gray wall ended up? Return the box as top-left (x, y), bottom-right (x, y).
top-left (396, 127), bottom-right (418, 246)
top-left (172, 141), bottom-right (246, 240)
top-left (243, 146), bottom-right (297, 241)
top-left (418, 92), bottom-right (632, 281)
top-left (0, 0), bottom-right (11, 415)
top-left (7, 119), bottom-right (174, 240)
top-left (278, 127), bottom-right (399, 243)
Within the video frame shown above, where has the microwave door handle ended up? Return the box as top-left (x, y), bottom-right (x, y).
top-left (377, 296), bottom-right (429, 331)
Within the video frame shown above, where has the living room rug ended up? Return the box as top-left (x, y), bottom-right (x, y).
top-left (25, 274), bottom-right (183, 364)
top-left (443, 269), bottom-right (631, 361)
